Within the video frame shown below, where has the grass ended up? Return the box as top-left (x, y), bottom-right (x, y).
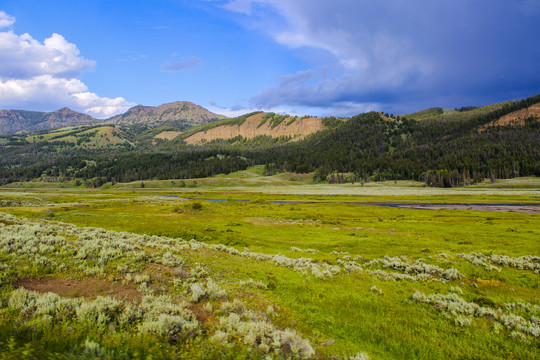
top-left (0, 179), bottom-right (539, 359)
top-left (23, 125), bottom-right (131, 149)
top-left (4, 166), bottom-right (539, 203)
top-left (25, 128), bottom-right (78, 142)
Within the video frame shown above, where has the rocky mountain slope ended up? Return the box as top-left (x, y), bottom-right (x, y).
top-left (107, 101), bottom-right (226, 127)
top-left (0, 108), bottom-right (100, 135)
top-left (0, 101), bottom-right (227, 135)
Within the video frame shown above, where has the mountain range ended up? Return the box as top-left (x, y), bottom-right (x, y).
top-left (0, 94), bottom-right (538, 187)
top-left (0, 101), bottom-right (226, 135)
top-left (0, 107), bottom-right (98, 135)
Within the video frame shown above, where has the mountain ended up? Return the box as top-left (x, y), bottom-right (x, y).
top-left (157, 112), bottom-right (327, 144)
top-left (0, 102), bottom-right (227, 135)
top-left (107, 101), bottom-right (227, 128)
top-left (0, 107), bottom-right (100, 135)
top-left (1, 94), bottom-right (538, 186)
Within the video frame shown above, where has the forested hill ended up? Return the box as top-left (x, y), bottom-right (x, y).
top-left (0, 94), bottom-right (539, 187)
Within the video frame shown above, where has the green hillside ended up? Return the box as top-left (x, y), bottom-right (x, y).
top-left (0, 94), bottom-right (539, 187)
top-left (25, 125), bottom-right (132, 149)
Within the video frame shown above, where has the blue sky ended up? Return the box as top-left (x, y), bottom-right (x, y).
top-left (1, 0), bottom-right (539, 118)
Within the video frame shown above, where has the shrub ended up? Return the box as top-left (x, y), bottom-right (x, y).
top-left (76, 296), bottom-right (122, 325)
top-left (212, 313), bottom-right (314, 358)
top-left (189, 279), bottom-right (227, 303)
top-left (139, 313), bottom-right (199, 338)
top-left (82, 339), bottom-right (112, 358)
top-left (189, 201), bottom-right (203, 210)
top-left (412, 291), bottom-right (540, 338)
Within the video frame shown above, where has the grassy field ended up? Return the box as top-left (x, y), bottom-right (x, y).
top-left (24, 125), bottom-right (130, 149)
top-left (0, 177), bottom-right (539, 359)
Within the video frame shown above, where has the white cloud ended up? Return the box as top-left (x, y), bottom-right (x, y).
top-left (0, 12), bottom-right (133, 118)
top-left (0, 31), bottom-right (95, 79)
top-left (222, 0), bottom-right (254, 15)
top-left (207, 99), bottom-right (296, 118)
top-left (207, 105), bottom-right (258, 118)
top-left (0, 75), bottom-right (133, 118)
top-left (0, 11), bottom-right (15, 28)
top-left (72, 92), bottom-right (133, 118)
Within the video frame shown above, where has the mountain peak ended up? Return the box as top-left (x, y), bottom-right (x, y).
top-left (55, 107), bottom-right (77, 114)
top-left (108, 101), bottom-right (227, 126)
top-left (0, 108), bottom-right (99, 135)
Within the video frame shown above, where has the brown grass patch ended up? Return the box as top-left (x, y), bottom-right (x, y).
top-left (189, 303), bottom-right (215, 325)
top-left (146, 263), bottom-right (177, 280)
top-left (154, 131), bottom-right (182, 140)
top-left (0, 219), bottom-right (16, 226)
top-left (480, 103), bottom-right (540, 131)
top-left (184, 113), bottom-right (325, 145)
top-left (15, 277), bottom-right (141, 301)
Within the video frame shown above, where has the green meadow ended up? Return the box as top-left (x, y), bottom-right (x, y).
top-left (0, 174), bottom-right (538, 359)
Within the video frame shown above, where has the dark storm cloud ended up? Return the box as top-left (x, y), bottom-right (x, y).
top-left (224, 0), bottom-right (540, 113)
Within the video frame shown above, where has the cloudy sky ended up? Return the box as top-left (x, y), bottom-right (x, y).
top-left (1, 0), bottom-right (539, 118)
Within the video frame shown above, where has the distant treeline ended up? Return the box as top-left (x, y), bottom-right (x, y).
top-left (1, 94), bottom-right (539, 187)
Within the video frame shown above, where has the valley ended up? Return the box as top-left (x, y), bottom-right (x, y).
top-left (1, 2), bottom-right (539, 359)
top-left (0, 179), bottom-right (538, 359)
top-left (0, 95), bottom-right (539, 359)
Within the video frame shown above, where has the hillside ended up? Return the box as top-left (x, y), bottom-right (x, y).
top-left (0, 94), bottom-right (539, 186)
top-left (402, 101), bottom-right (514, 123)
top-left (107, 101), bottom-right (226, 128)
top-left (25, 125), bottom-right (132, 149)
top-left (0, 107), bottom-right (100, 135)
top-left (167, 112), bottom-right (325, 144)
top-left (480, 103), bottom-right (540, 130)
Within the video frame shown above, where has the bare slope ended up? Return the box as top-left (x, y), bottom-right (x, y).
top-left (480, 103), bottom-right (540, 130)
top-left (0, 107), bottom-right (100, 135)
top-left (183, 112), bottom-right (325, 144)
top-left (107, 101), bottom-right (226, 127)
top-left (154, 131), bottom-right (182, 140)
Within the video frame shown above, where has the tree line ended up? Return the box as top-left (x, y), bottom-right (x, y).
top-left (1, 95), bottom-right (539, 187)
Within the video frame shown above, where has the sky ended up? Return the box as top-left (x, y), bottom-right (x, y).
top-left (1, 0), bottom-right (540, 119)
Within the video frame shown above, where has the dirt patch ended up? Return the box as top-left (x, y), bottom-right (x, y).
top-left (480, 103), bottom-right (540, 131)
top-left (0, 219), bottom-right (17, 225)
top-left (145, 263), bottom-right (178, 280)
top-left (189, 303), bottom-right (214, 325)
top-left (154, 131), bottom-right (182, 140)
top-left (15, 277), bottom-right (141, 301)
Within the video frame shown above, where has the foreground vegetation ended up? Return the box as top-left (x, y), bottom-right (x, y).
top-left (0, 182), bottom-right (538, 359)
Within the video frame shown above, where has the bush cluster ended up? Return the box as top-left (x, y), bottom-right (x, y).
top-left (365, 256), bottom-right (462, 282)
top-left (459, 252), bottom-right (540, 273)
top-left (412, 291), bottom-right (539, 338)
top-left (0, 212), bottom-right (321, 357)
